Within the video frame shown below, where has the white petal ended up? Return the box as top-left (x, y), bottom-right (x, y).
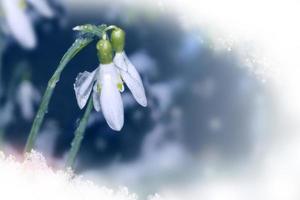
top-left (99, 63), bottom-right (123, 86)
top-left (74, 68), bottom-right (97, 109)
top-left (1, 0), bottom-right (36, 48)
top-left (115, 52), bottom-right (147, 106)
top-left (113, 52), bottom-right (128, 71)
top-left (27, 0), bottom-right (54, 18)
top-left (120, 70), bottom-right (147, 107)
top-left (92, 83), bottom-right (101, 112)
top-left (100, 72), bottom-right (124, 131)
top-left (123, 52), bottom-right (144, 86)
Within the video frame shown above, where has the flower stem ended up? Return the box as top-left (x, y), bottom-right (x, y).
top-left (24, 38), bottom-right (93, 153)
top-left (103, 25), bottom-right (118, 32)
top-left (65, 97), bottom-right (93, 168)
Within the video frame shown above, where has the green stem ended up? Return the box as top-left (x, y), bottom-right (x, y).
top-left (103, 25), bottom-right (118, 32)
top-left (65, 97), bottom-right (93, 168)
top-left (24, 38), bottom-right (93, 153)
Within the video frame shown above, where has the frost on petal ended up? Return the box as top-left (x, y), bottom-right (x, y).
top-left (92, 83), bottom-right (101, 112)
top-left (121, 70), bottom-right (147, 107)
top-left (74, 69), bottom-right (97, 109)
top-left (100, 74), bottom-right (124, 131)
top-left (27, 0), bottom-right (54, 18)
top-left (1, 0), bottom-right (36, 48)
top-left (113, 52), bottom-right (128, 71)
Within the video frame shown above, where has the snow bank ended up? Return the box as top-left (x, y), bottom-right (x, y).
top-left (0, 151), bottom-right (161, 200)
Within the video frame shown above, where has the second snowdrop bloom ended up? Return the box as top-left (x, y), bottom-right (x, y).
top-left (112, 28), bottom-right (147, 107)
top-left (0, 0), bottom-right (54, 49)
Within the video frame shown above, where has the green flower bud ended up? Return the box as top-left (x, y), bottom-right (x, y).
top-left (111, 28), bottom-right (126, 53)
top-left (97, 39), bottom-right (113, 64)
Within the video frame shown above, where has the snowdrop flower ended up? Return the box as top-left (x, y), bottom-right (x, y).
top-left (74, 35), bottom-right (147, 131)
top-left (112, 28), bottom-right (147, 107)
top-left (0, 0), bottom-right (54, 49)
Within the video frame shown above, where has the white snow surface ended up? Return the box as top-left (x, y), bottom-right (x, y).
top-left (0, 151), bottom-right (162, 200)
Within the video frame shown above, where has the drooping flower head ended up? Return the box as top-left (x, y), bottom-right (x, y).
top-left (74, 27), bottom-right (147, 131)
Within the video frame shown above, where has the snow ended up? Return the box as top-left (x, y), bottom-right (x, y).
top-left (0, 151), bottom-right (162, 200)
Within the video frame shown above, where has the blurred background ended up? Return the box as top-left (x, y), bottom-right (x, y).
top-left (0, 0), bottom-right (300, 199)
